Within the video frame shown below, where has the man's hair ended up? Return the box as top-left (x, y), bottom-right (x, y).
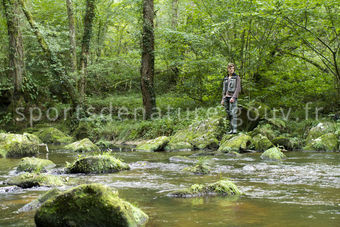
top-left (227, 63), bottom-right (235, 68)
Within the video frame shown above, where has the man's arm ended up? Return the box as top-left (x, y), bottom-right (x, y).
top-left (231, 76), bottom-right (241, 99)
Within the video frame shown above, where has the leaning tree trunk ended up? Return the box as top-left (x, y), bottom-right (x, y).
top-left (141, 0), bottom-right (156, 120)
top-left (19, 0), bottom-right (79, 108)
top-left (3, 0), bottom-right (25, 114)
top-left (66, 0), bottom-right (77, 73)
top-left (79, 0), bottom-right (96, 104)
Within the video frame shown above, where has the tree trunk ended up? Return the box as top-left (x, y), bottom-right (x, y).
top-left (79, 0), bottom-right (96, 104)
top-left (171, 0), bottom-right (178, 29)
top-left (3, 0), bottom-right (25, 114)
top-left (141, 0), bottom-right (156, 120)
top-left (66, 0), bottom-right (77, 73)
top-left (19, 0), bottom-right (79, 108)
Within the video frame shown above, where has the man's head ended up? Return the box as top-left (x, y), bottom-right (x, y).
top-left (227, 63), bottom-right (235, 74)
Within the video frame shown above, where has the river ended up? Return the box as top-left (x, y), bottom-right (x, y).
top-left (0, 148), bottom-right (339, 226)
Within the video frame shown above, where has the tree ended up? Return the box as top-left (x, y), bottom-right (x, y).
top-left (79, 0), bottom-right (96, 104)
top-left (3, 0), bottom-right (24, 113)
top-left (66, 0), bottom-right (77, 73)
top-left (141, 0), bottom-right (156, 119)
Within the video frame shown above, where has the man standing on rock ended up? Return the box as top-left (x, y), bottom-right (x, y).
top-left (221, 63), bottom-right (241, 134)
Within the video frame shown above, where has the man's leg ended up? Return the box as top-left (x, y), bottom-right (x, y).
top-left (230, 99), bottom-right (238, 133)
top-left (224, 97), bottom-right (233, 133)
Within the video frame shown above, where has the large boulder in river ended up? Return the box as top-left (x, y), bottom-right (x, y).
top-left (66, 154), bottom-right (130, 174)
top-left (5, 173), bottom-right (64, 188)
top-left (64, 138), bottom-right (100, 152)
top-left (250, 134), bottom-right (273, 151)
top-left (34, 127), bottom-right (73, 144)
top-left (34, 183), bottom-right (149, 227)
top-left (168, 180), bottom-right (241, 198)
top-left (17, 157), bottom-right (55, 173)
top-left (303, 133), bottom-right (339, 152)
top-left (136, 136), bottom-right (169, 152)
top-left (260, 147), bottom-right (286, 161)
top-left (0, 133), bottom-right (40, 158)
top-left (165, 117), bottom-right (226, 151)
top-left (218, 133), bottom-right (251, 153)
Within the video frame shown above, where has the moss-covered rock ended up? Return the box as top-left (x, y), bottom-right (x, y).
top-left (67, 154), bottom-right (130, 174)
top-left (303, 133), bottom-right (339, 152)
top-left (250, 134), bottom-right (273, 151)
top-left (34, 183), bottom-right (149, 227)
top-left (183, 161), bottom-right (211, 175)
top-left (17, 157), bottom-right (56, 173)
top-left (96, 140), bottom-right (118, 150)
top-left (166, 117), bottom-right (226, 151)
top-left (168, 180), bottom-right (241, 198)
top-left (18, 188), bottom-right (61, 212)
top-left (271, 135), bottom-right (302, 150)
top-left (0, 133), bottom-right (40, 158)
top-left (250, 124), bottom-right (278, 141)
top-left (305, 122), bottom-right (335, 143)
top-left (5, 173), bottom-right (64, 188)
top-left (136, 136), bottom-right (169, 152)
top-left (260, 147), bottom-right (286, 161)
top-left (218, 133), bottom-right (251, 153)
top-left (64, 138), bottom-right (100, 152)
top-left (34, 127), bottom-right (73, 144)
top-left (164, 141), bottom-right (193, 152)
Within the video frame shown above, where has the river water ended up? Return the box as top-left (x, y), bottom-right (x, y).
top-left (0, 149), bottom-right (339, 226)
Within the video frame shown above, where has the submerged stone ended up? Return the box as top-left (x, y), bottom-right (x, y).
top-left (34, 127), bottom-right (73, 144)
top-left (0, 133), bottom-right (40, 158)
top-left (136, 136), bottom-right (169, 152)
top-left (169, 155), bottom-right (196, 164)
top-left (34, 183), bottom-right (149, 227)
top-left (17, 157), bottom-right (56, 173)
top-left (218, 133), bottom-right (251, 153)
top-left (168, 180), bottom-right (241, 198)
top-left (303, 133), bottom-right (339, 152)
top-left (64, 138), bottom-right (100, 152)
top-left (5, 173), bottom-right (64, 188)
top-left (18, 188), bottom-right (61, 213)
top-left (260, 147), bottom-right (286, 161)
top-left (67, 154), bottom-right (130, 174)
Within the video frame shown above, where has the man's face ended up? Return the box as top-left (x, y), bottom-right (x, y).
top-left (228, 66), bottom-right (235, 74)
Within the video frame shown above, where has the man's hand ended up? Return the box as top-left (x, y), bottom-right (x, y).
top-left (221, 99), bottom-right (224, 106)
top-left (230, 98), bottom-right (235, 103)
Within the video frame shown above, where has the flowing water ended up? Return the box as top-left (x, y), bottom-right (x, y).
top-left (0, 148), bottom-right (339, 226)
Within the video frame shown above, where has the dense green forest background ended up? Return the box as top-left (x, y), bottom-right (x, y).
top-left (0, 0), bottom-right (339, 137)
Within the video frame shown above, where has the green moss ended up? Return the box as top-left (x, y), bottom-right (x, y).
top-left (17, 157), bottom-right (55, 173)
top-left (67, 154), bottom-right (130, 174)
top-left (250, 134), bottom-right (273, 151)
top-left (34, 183), bottom-right (148, 227)
top-left (64, 138), bottom-right (100, 152)
top-left (165, 141), bottom-right (193, 151)
top-left (218, 133), bottom-right (251, 153)
top-left (168, 180), bottom-right (241, 198)
top-left (250, 124), bottom-right (278, 141)
top-left (303, 133), bottom-right (338, 151)
top-left (0, 133), bottom-right (40, 158)
top-left (305, 122), bottom-right (336, 143)
top-left (260, 147), bottom-right (286, 161)
top-left (5, 173), bottom-right (64, 188)
top-left (183, 159), bottom-right (211, 175)
top-left (166, 117), bottom-right (226, 150)
top-left (34, 127), bottom-right (73, 144)
top-left (136, 136), bottom-right (170, 152)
